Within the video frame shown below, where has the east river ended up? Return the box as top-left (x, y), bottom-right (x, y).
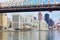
top-left (0, 30), bottom-right (60, 40)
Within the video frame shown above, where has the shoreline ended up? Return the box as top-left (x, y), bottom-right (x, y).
top-left (0, 29), bottom-right (52, 32)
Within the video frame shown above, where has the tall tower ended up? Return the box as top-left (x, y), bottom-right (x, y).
top-left (38, 12), bottom-right (42, 30)
top-left (45, 13), bottom-right (49, 25)
top-left (48, 18), bottom-right (54, 29)
top-left (0, 13), bottom-right (7, 30)
top-left (12, 14), bottom-right (24, 29)
top-left (38, 12), bottom-right (42, 20)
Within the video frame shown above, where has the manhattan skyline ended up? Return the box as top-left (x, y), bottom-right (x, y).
top-left (7, 11), bottom-right (60, 24)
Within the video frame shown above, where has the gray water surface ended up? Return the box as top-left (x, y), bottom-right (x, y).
top-left (0, 30), bottom-right (60, 40)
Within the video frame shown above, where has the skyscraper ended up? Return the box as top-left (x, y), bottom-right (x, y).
top-left (25, 14), bottom-right (35, 27)
top-left (12, 14), bottom-right (24, 29)
top-left (48, 18), bottom-right (54, 29)
top-left (45, 13), bottom-right (49, 25)
top-left (49, 18), bottom-right (54, 27)
top-left (0, 13), bottom-right (7, 30)
top-left (40, 20), bottom-right (48, 30)
top-left (38, 12), bottom-right (42, 20)
top-left (12, 14), bottom-right (19, 29)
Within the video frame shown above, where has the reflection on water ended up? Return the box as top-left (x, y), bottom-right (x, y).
top-left (47, 31), bottom-right (54, 40)
top-left (0, 31), bottom-right (8, 40)
top-left (0, 31), bottom-right (60, 40)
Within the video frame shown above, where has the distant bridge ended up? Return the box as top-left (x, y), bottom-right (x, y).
top-left (0, 0), bottom-right (60, 13)
top-left (0, 4), bottom-right (60, 13)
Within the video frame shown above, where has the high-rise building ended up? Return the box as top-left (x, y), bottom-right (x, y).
top-left (12, 14), bottom-right (24, 29)
top-left (38, 12), bottom-right (42, 20)
top-left (45, 14), bottom-right (49, 25)
top-left (49, 18), bottom-right (54, 28)
top-left (39, 20), bottom-right (48, 30)
top-left (25, 14), bottom-right (35, 28)
top-left (7, 17), bottom-right (11, 28)
top-left (0, 13), bottom-right (7, 30)
top-left (38, 12), bottom-right (48, 30)
top-left (24, 14), bottom-right (38, 29)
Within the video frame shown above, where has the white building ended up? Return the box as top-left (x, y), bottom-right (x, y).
top-left (12, 14), bottom-right (39, 30)
top-left (38, 20), bottom-right (48, 30)
top-left (12, 14), bottom-right (24, 29)
top-left (25, 14), bottom-right (36, 28)
top-left (0, 13), bottom-right (7, 29)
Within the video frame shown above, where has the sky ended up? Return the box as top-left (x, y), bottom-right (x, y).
top-left (0, 0), bottom-right (60, 24)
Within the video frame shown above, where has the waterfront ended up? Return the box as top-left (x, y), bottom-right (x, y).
top-left (0, 30), bottom-right (60, 40)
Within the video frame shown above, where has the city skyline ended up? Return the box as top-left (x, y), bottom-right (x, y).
top-left (7, 11), bottom-right (60, 24)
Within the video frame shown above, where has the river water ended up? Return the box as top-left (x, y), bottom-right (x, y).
top-left (0, 30), bottom-right (60, 40)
